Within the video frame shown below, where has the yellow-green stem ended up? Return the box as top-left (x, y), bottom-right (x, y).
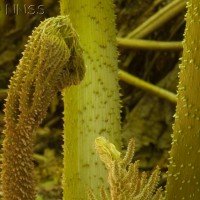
top-left (118, 70), bottom-right (177, 103)
top-left (117, 38), bottom-right (182, 51)
top-left (166, 0), bottom-right (200, 199)
top-left (61, 0), bottom-right (121, 199)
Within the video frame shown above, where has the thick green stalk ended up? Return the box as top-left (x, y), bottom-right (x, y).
top-left (61, 0), bottom-right (121, 199)
top-left (166, 0), bottom-right (200, 199)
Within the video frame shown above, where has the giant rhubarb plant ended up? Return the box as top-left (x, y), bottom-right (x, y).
top-left (3, 0), bottom-right (200, 200)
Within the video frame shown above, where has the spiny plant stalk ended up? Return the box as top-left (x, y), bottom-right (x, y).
top-left (1, 16), bottom-right (85, 200)
top-left (165, 0), bottom-right (200, 199)
top-left (60, 0), bottom-right (121, 199)
top-left (89, 137), bottom-right (164, 200)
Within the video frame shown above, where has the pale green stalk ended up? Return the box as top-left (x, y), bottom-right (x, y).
top-left (60, 0), bottom-right (121, 199)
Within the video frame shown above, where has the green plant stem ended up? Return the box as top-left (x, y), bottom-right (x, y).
top-left (127, 0), bottom-right (186, 39)
top-left (117, 38), bottom-right (182, 51)
top-left (60, 0), bottom-right (121, 199)
top-left (118, 70), bottom-right (177, 103)
top-left (165, 0), bottom-right (200, 199)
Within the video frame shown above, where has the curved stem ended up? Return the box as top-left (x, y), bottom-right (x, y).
top-left (1, 16), bottom-right (85, 200)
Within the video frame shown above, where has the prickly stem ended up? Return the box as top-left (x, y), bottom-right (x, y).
top-left (1, 16), bottom-right (85, 200)
top-left (166, 1), bottom-right (200, 199)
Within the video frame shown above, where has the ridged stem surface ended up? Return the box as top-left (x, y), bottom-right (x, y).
top-left (61, 0), bottom-right (121, 199)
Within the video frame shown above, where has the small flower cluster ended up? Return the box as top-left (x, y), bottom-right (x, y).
top-left (89, 137), bottom-right (164, 200)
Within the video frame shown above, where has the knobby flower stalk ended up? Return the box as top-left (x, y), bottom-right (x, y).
top-left (89, 137), bottom-right (164, 200)
top-left (1, 16), bottom-right (85, 200)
